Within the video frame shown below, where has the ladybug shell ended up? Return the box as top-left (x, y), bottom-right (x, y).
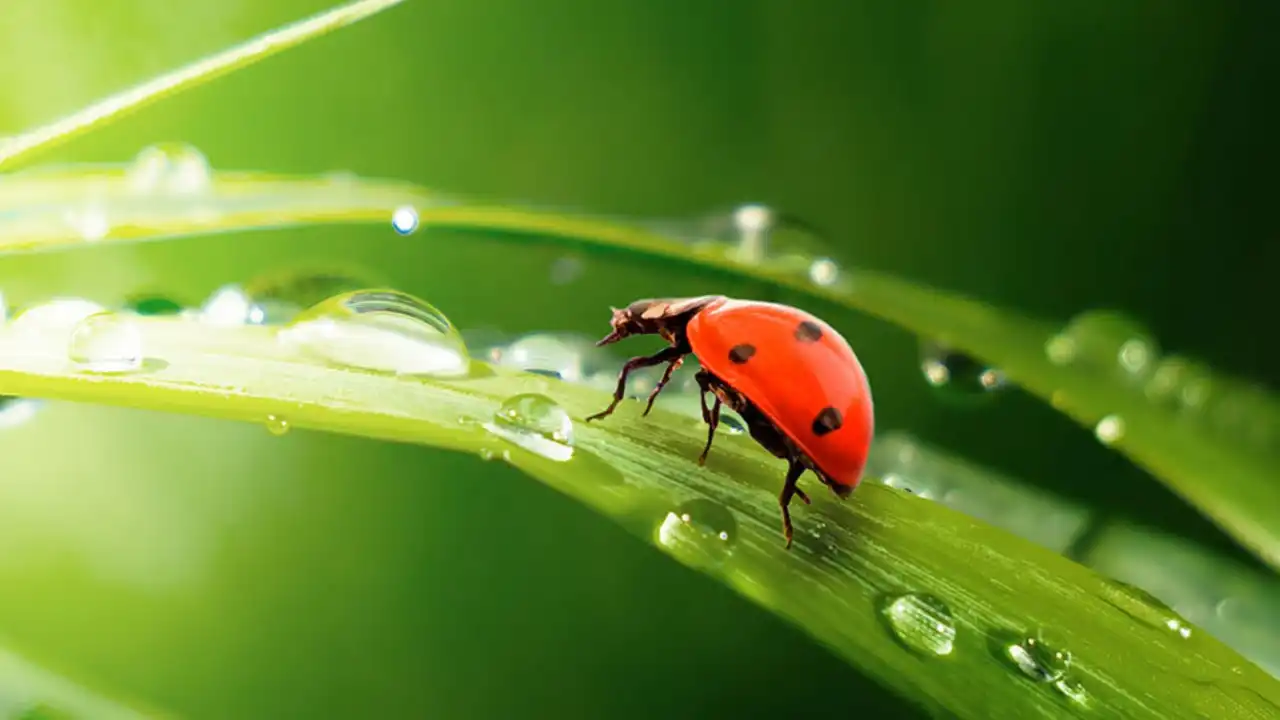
top-left (687, 298), bottom-right (874, 490)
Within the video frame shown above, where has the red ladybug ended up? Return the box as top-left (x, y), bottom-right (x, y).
top-left (586, 295), bottom-right (874, 548)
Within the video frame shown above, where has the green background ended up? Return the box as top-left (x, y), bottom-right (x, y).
top-left (0, 1), bottom-right (1275, 716)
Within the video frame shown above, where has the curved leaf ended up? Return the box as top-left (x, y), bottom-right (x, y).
top-left (0, 316), bottom-right (1275, 719)
top-left (5, 190), bottom-right (1275, 571)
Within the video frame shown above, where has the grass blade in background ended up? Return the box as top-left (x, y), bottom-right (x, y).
top-left (0, 0), bottom-right (406, 172)
top-left (0, 313), bottom-right (1276, 719)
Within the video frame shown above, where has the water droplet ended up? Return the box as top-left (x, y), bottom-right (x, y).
top-left (880, 592), bottom-right (957, 657)
top-left (1094, 414), bottom-right (1125, 445)
top-left (9, 298), bottom-right (106, 334)
top-left (265, 414), bottom-right (290, 436)
top-left (1053, 678), bottom-right (1088, 705)
top-left (199, 284), bottom-right (254, 326)
top-left (1046, 310), bottom-right (1159, 378)
top-left (880, 472), bottom-right (940, 500)
top-left (0, 396), bottom-right (40, 429)
top-left (391, 205), bottom-right (419, 235)
top-left (241, 269), bottom-right (381, 326)
top-left (126, 142), bottom-right (212, 195)
top-left (808, 257), bottom-right (840, 287)
top-left (1144, 355), bottom-right (1214, 412)
top-left (656, 498), bottom-right (738, 569)
top-left (1005, 635), bottom-right (1072, 683)
top-left (920, 342), bottom-right (1006, 401)
top-left (482, 393), bottom-right (575, 462)
top-left (1099, 579), bottom-right (1196, 639)
top-left (64, 204), bottom-right (109, 241)
top-left (278, 289), bottom-right (470, 377)
top-left (498, 334), bottom-right (601, 383)
top-left (125, 294), bottom-right (184, 316)
top-left (67, 312), bottom-right (143, 373)
top-left (549, 255), bottom-right (584, 285)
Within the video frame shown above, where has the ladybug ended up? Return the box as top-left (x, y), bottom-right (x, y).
top-left (585, 295), bottom-right (874, 548)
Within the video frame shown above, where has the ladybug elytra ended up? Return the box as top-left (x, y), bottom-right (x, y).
top-left (586, 295), bottom-right (874, 548)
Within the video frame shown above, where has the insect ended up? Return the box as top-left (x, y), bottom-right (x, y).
top-left (585, 295), bottom-right (874, 548)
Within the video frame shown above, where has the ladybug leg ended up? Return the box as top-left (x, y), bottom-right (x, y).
top-left (779, 461), bottom-right (806, 549)
top-left (697, 396), bottom-right (722, 466)
top-left (641, 357), bottom-right (683, 417)
top-left (586, 346), bottom-right (685, 422)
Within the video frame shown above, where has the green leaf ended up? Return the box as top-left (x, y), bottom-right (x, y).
top-left (0, 315), bottom-right (1274, 719)
top-left (7, 188), bottom-right (1273, 573)
top-left (0, 0), bottom-right (406, 172)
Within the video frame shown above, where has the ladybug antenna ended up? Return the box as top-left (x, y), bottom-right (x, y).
top-left (597, 306), bottom-right (631, 346)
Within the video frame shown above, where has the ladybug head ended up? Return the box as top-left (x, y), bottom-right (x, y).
top-left (595, 296), bottom-right (724, 347)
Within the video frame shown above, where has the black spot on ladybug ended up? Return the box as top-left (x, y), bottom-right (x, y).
top-left (811, 407), bottom-right (842, 436)
top-left (728, 344), bottom-right (757, 364)
top-left (794, 320), bottom-right (823, 343)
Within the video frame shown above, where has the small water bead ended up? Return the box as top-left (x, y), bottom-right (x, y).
top-left (391, 205), bottom-right (419, 235)
top-left (919, 342), bottom-right (1006, 401)
top-left (126, 142), bottom-right (213, 195)
top-left (1005, 635), bottom-right (1072, 683)
top-left (0, 396), bottom-right (40, 429)
top-left (199, 284), bottom-right (255, 326)
top-left (278, 289), bottom-right (470, 378)
top-left (880, 592), bottom-right (957, 657)
top-left (1046, 310), bottom-right (1159, 378)
top-left (1144, 355), bottom-right (1214, 412)
top-left (1100, 579), bottom-right (1196, 639)
top-left (808, 257), bottom-right (840, 287)
top-left (483, 393), bottom-right (575, 462)
top-left (1094, 414), bottom-right (1125, 446)
top-left (265, 415), bottom-right (290, 436)
top-left (656, 498), bottom-right (738, 569)
top-left (1052, 678), bottom-right (1088, 705)
top-left (67, 313), bottom-right (144, 373)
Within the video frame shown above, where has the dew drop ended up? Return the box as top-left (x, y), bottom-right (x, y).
top-left (9, 298), bottom-right (106, 334)
top-left (731, 203), bottom-right (773, 263)
top-left (656, 498), bottom-right (738, 569)
top-left (1005, 635), bottom-right (1072, 683)
top-left (1046, 310), bottom-right (1159, 378)
top-left (482, 393), bottom-right (575, 462)
top-left (498, 334), bottom-right (601, 382)
top-left (199, 284), bottom-right (254, 326)
top-left (67, 312), bottom-right (143, 373)
top-left (880, 592), bottom-right (957, 657)
top-left (126, 142), bottom-right (212, 195)
top-left (278, 289), bottom-right (470, 377)
top-left (808, 257), bottom-right (840, 287)
top-left (1094, 414), bottom-right (1125, 445)
top-left (1053, 678), bottom-right (1088, 705)
top-left (920, 342), bottom-right (1006, 401)
top-left (391, 205), bottom-right (419, 235)
top-left (1144, 355), bottom-right (1214, 412)
top-left (265, 414), bottom-right (290, 436)
top-left (0, 396), bottom-right (40, 429)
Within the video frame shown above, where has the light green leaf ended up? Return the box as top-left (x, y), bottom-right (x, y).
top-left (0, 315), bottom-right (1274, 719)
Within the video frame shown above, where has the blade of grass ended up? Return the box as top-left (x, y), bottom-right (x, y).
top-left (0, 0), bottom-right (406, 172)
top-left (0, 316), bottom-right (1275, 719)
top-left (8, 190), bottom-right (1269, 571)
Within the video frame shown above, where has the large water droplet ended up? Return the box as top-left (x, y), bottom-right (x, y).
top-left (1005, 634), bottom-right (1072, 683)
top-left (199, 284), bottom-right (255, 326)
top-left (10, 298), bottom-right (107, 335)
top-left (482, 393), bottom-right (575, 462)
top-left (67, 312), bottom-right (143, 373)
top-left (920, 342), bottom-right (1006, 402)
top-left (278, 289), bottom-right (470, 377)
top-left (880, 592), bottom-right (957, 657)
top-left (656, 498), bottom-right (738, 569)
top-left (126, 142), bottom-right (212, 195)
top-left (391, 205), bottom-right (419, 235)
top-left (1046, 310), bottom-right (1159, 378)
top-left (242, 269), bottom-right (380, 326)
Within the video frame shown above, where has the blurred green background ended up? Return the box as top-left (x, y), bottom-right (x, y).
top-left (0, 0), bottom-right (1276, 716)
